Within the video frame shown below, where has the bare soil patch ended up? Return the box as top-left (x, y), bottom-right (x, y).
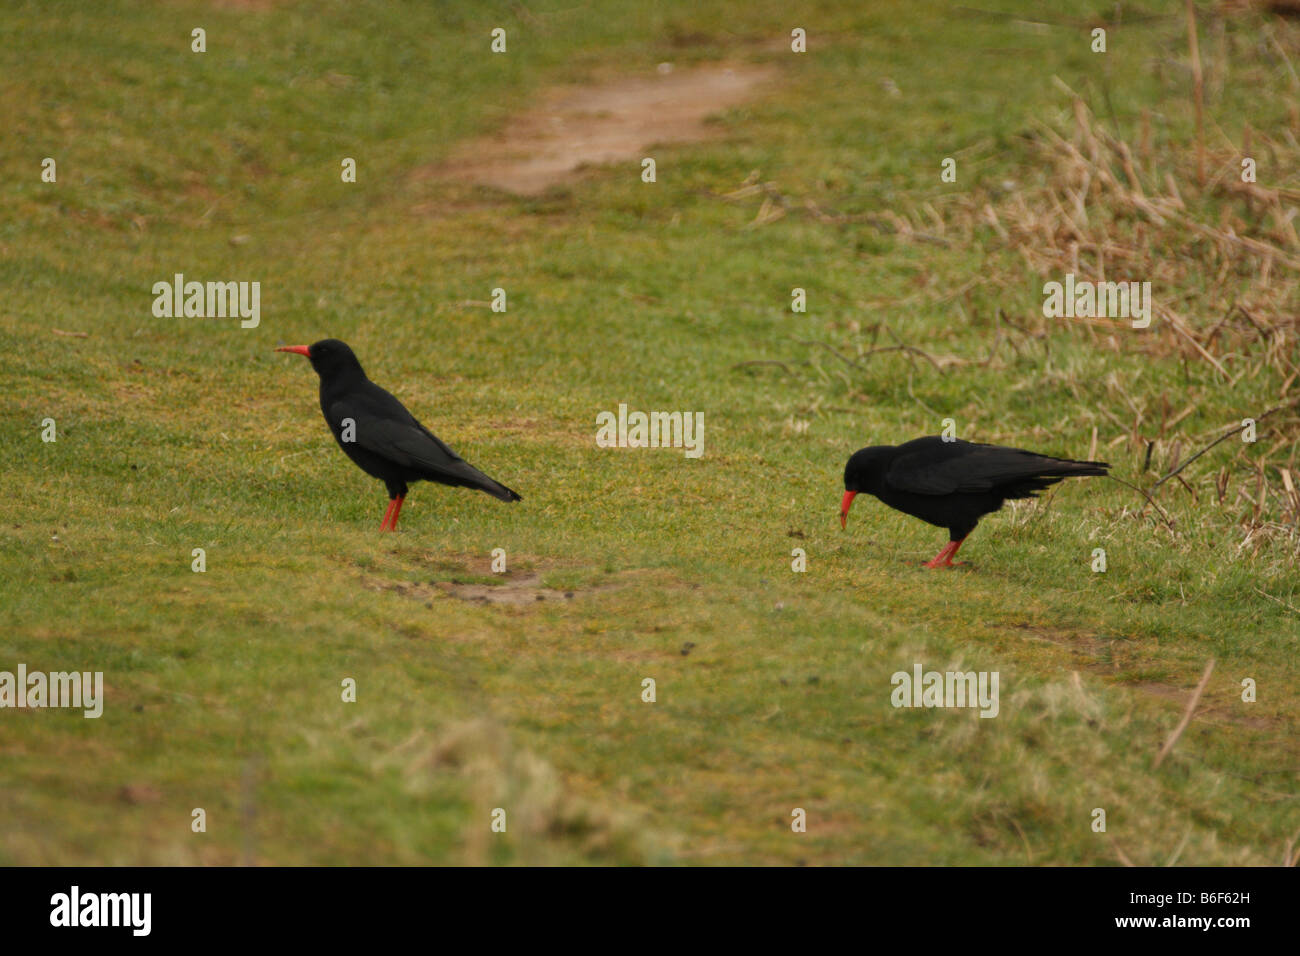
top-left (1008, 622), bottom-right (1111, 657)
top-left (1129, 680), bottom-right (1279, 731)
top-left (435, 571), bottom-right (575, 606)
top-left (360, 553), bottom-right (688, 610)
top-left (428, 63), bottom-right (776, 195)
top-left (363, 568), bottom-right (575, 607)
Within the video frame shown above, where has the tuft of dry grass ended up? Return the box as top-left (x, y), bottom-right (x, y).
top-left (914, 48), bottom-right (1300, 551)
top-left (391, 719), bottom-right (664, 865)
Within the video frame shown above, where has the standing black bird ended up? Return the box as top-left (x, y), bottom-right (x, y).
top-left (276, 339), bottom-right (521, 531)
top-left (840, 436), bottom-right (1107, 567)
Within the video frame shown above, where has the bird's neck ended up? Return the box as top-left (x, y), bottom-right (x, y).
top-left (318, 371), bottom-right (368, 399)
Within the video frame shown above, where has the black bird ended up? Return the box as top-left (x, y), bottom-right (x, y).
top-left (276, 339), bottom-right (521, 531)
top-left (840, 437), bottom-right (1107, 567)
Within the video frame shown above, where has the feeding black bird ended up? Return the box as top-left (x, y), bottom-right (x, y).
top-left (840, 436), bottom-right (1107, 567)
top-left (276, 339), bottom-right (521, 531)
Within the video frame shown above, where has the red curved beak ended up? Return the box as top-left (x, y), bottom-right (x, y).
top-left (840, 491), bottom-right (857, 530)
top-left (275, 345), bottom-right (311, 357)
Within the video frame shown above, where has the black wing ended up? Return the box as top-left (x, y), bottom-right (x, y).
top-left (885, 439), bottom-right (1107, 496)
top-left (327, 387), bottom-right (521, 500)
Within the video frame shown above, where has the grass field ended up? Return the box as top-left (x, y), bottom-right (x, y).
top-left (1, 0), bottom-right (1297, 865)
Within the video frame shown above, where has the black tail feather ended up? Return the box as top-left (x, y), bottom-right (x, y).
top-left (479, 477), bottom-right (522, 502)
top-left (1004, 458), bottom-right (1109, 499)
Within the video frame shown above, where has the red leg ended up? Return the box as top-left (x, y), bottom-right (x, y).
top-left (923, 541), bottom-right (955, 568)
top-left (388, 495), bottom-right (405, 532)
top-left (924, 537), bottom-right (967, 569)
top-left (380, 498), bottom-right (396, 531)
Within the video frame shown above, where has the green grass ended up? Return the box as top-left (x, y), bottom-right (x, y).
top-left (1, 0), bottom-right (1296, 865)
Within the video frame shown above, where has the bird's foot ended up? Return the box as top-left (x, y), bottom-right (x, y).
top-left (923, 538), bottom-right (968, 568)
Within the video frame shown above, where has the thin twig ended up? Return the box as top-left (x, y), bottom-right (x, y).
top-left (1285, 827), bottom-right (1300, 867)
top-left (1110, 837), bottom-right (1138, 867)
top-left (1151, 399), bottom-right (1300, 492)
top-left (796, 340), bottom-right (867, 370)
top-left (730, 360), bottom-right (795, 374)
top-left (795, 339), bottom-right (949, 373)
top-left (1164, 827), bottom-right (1192, 867)
top-left (1254, 588), bottom-right (1300, 618)
top-left (906, 372), bottom-right (942, 418)
top-left (1106, 474), bottom-right (1177, 530)
top-left (863, 344), bottom-right (950, 370)
top-left (1153, 659), bottom-right (1215, 769)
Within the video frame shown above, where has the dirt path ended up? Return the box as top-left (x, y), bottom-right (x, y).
top-left (430, 62), bottom-right (776, 195)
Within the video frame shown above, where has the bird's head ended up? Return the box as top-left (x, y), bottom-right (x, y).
top-left (841, 445), bottom-right (892, 529)
top-left (275, 338), bottom-right (364, 380)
